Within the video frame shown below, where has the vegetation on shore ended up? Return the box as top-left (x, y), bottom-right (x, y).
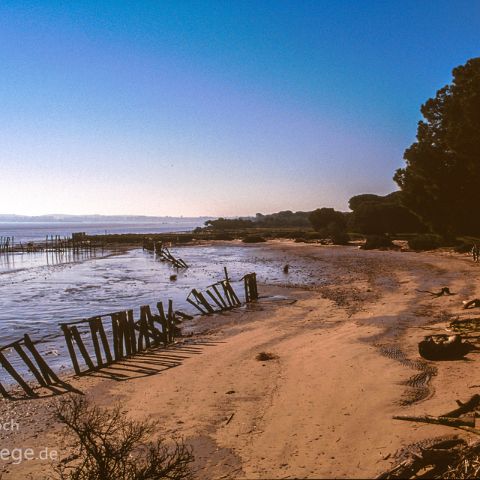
top-left (191, 57), bottom-right (480, 251)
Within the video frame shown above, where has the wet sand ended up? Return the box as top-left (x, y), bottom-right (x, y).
top-left (2, 240), bottom-right (480, 479)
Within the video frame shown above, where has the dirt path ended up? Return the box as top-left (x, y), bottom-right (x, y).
top-left (2, 242), bottom-right (480, 479)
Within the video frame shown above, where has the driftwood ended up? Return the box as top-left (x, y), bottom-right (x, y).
top-left (418, 334), bottom-right (478, 360)
top-left (377, 437), bottom-right (471, 479)
top-left (393, 414), bottom-right (479, 432)
top-left (393, 394), bottom-right (480, 435)
top-left (416, 287), bottom-right (455, 297)
top-left (243, 273), bottom-right (259, 303)
top-left (382, 395), bottom-right (480, 478)
top-left (463, 299), bottom-right (480, 309)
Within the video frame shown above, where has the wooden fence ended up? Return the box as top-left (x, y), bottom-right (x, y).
top-left (59, 300), bottom-right (178, 375)
top-left (0, 270), bottom-right (258, 398)
top-left (0, 334), bottom-right (67, 398)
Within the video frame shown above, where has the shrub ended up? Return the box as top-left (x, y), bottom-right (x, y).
top-left (176, 235), bottom-right (193, 243)
top-left (242, 235), bottom-right (266, 243)
top-left (213, 232), bottom-right (234, 240)
top-left (453, 241), bottom-right (474, 253)
top-left (408, 234), bottom-right (441, 251)
top-left (53, 396), bottom-right (194, 480)
top-left (287, 231), bottom-right (308, 239)
top-left (330, 231), bottom-right (350, 245)
top-left (361, 234), bottom-right (394, 250)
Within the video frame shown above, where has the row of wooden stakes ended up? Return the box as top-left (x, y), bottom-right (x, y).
top-left (0, 272), bottom-right (258, 398)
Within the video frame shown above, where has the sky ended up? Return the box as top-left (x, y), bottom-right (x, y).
top-left (0, 1), bottom-right (479, 217)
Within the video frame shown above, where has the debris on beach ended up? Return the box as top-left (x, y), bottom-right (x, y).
top-left (381, 395), bottom-right (480, 478)
top-left (186, 269), bottom-right (258, 315)
top-left (255, 352), bottom-right (278, 361)
top-left (377, 436), bottom-right (477, 479)
top-left (463, 298), bottom-right (480, 309)
top-left (416, 286), bottom-right (455, 297)
top-left (418, 334), bottom-right (478, 360)
top-left (283, 264), bottom-right (289, 273)
top-left (143, 239), bottom-right (188, 268)
top-left (449, 317), bottom-right (480, 334)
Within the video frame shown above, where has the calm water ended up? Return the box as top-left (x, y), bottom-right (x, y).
top-left (0, 220), bottom-right (204, 243)
top-left (0, 243), bottom-right (317, 383)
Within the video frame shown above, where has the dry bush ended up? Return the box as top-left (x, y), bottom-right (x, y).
top-left (53, 395), bottom-right (193, 480)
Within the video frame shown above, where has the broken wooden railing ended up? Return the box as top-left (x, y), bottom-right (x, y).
top-left (157, 243), bottom-right (188, 268)
top-left (143, 239), bottom-right (188, 268)
top-left (59, 301), bottom-right (179, 375)
top-left (0, 334), bottom-right (66, 398)
top-left (0, 233), bottom-right (102, 256)
top-left (243, 273), bottom-right (258, 302)
top-left (186, 271), bottom-right (258, 315)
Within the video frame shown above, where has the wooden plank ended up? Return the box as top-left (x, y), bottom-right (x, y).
top-left (206, 289), bottom-right (224, 310)
top-left (0, 351), bottom-right (36, 396)
top-left (156, 302), bottom-right (168, 344)
top-left (186, 296), bottom-right (208, 315)
top-left (61, 325), bottom-right (81, 375)
top-left (193, 289), bottom-right (215, 313)
top-left (168, 299), bottom-right (174, 343)
top-left (89, 318), bottom-right (103, 367)
top-left (13, 343), bottom-right (47, 387)
top-left (251, 273), bottom-right (258, 300)
top-left (244, 275), bottom-right (250, 303)
top-left (220, 282), bottom-right (234, 307)
top-left (96, 318), bottom-right (113, 364)
top-left (122, 312), bottom-right (132, 357)
top-left (211, 284), bottom-right (229, 309)
top-left (23, 334), bottom-right (61, 384)
top-left (0, 381), bottom-right (10, 398)
top-left (115, 313), bottom-right (126, 358)
top-left (70, 326), bottom-right (95, 371)
top-left (226, 282), bottom-right (241, 306)
top-left (127, 309), bottom-right (137, 355)
top-left (111, 314), bottom-right (120, 360)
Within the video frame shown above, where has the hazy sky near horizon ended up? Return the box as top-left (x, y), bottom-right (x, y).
top-left (1, 1), bottom-right (479, 217)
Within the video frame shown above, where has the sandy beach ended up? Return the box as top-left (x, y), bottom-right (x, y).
top-left (2, 240), bottom-right (480, 479)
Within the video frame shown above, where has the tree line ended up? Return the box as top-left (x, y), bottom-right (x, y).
top-left (205, 57), bottom-right (480, 242)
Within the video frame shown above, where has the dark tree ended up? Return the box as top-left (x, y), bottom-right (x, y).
top-left (349, 192), bottom-right (425, 234)
top-left (394, 57), bottom-right (480, 237)
top-left (309, 208), bottom-right (347, 232)
top-left (348, 194), bottom-right (383, 212)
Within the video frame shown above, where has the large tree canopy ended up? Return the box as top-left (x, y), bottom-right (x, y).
top-left (394, 57), bottom-right (480, 237)
top-left (348, 191), bottom-right (425, 234)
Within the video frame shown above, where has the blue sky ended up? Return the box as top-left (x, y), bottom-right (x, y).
top-left (1, 1), bottom-right (479, 216)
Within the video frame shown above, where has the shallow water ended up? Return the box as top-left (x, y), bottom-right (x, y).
top-left (0, 220), bottom-right (203, 243)
top-left (0, 243), bottom-right (317, 381)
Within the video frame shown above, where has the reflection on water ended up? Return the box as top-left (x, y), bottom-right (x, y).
top-left (0, 248), bottom-right (105, 274)
top-left (0, 244), bottom-right (319, 380)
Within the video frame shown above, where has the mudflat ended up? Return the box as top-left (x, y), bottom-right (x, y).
top-left (2, 241), bottom-right (479, 479)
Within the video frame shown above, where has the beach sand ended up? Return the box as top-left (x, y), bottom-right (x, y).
top-left (2, 241), bottom-right (480, 479)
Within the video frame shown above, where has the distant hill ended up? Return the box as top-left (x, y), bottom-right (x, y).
top-left (0, 214), bottom-right (214, 223)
